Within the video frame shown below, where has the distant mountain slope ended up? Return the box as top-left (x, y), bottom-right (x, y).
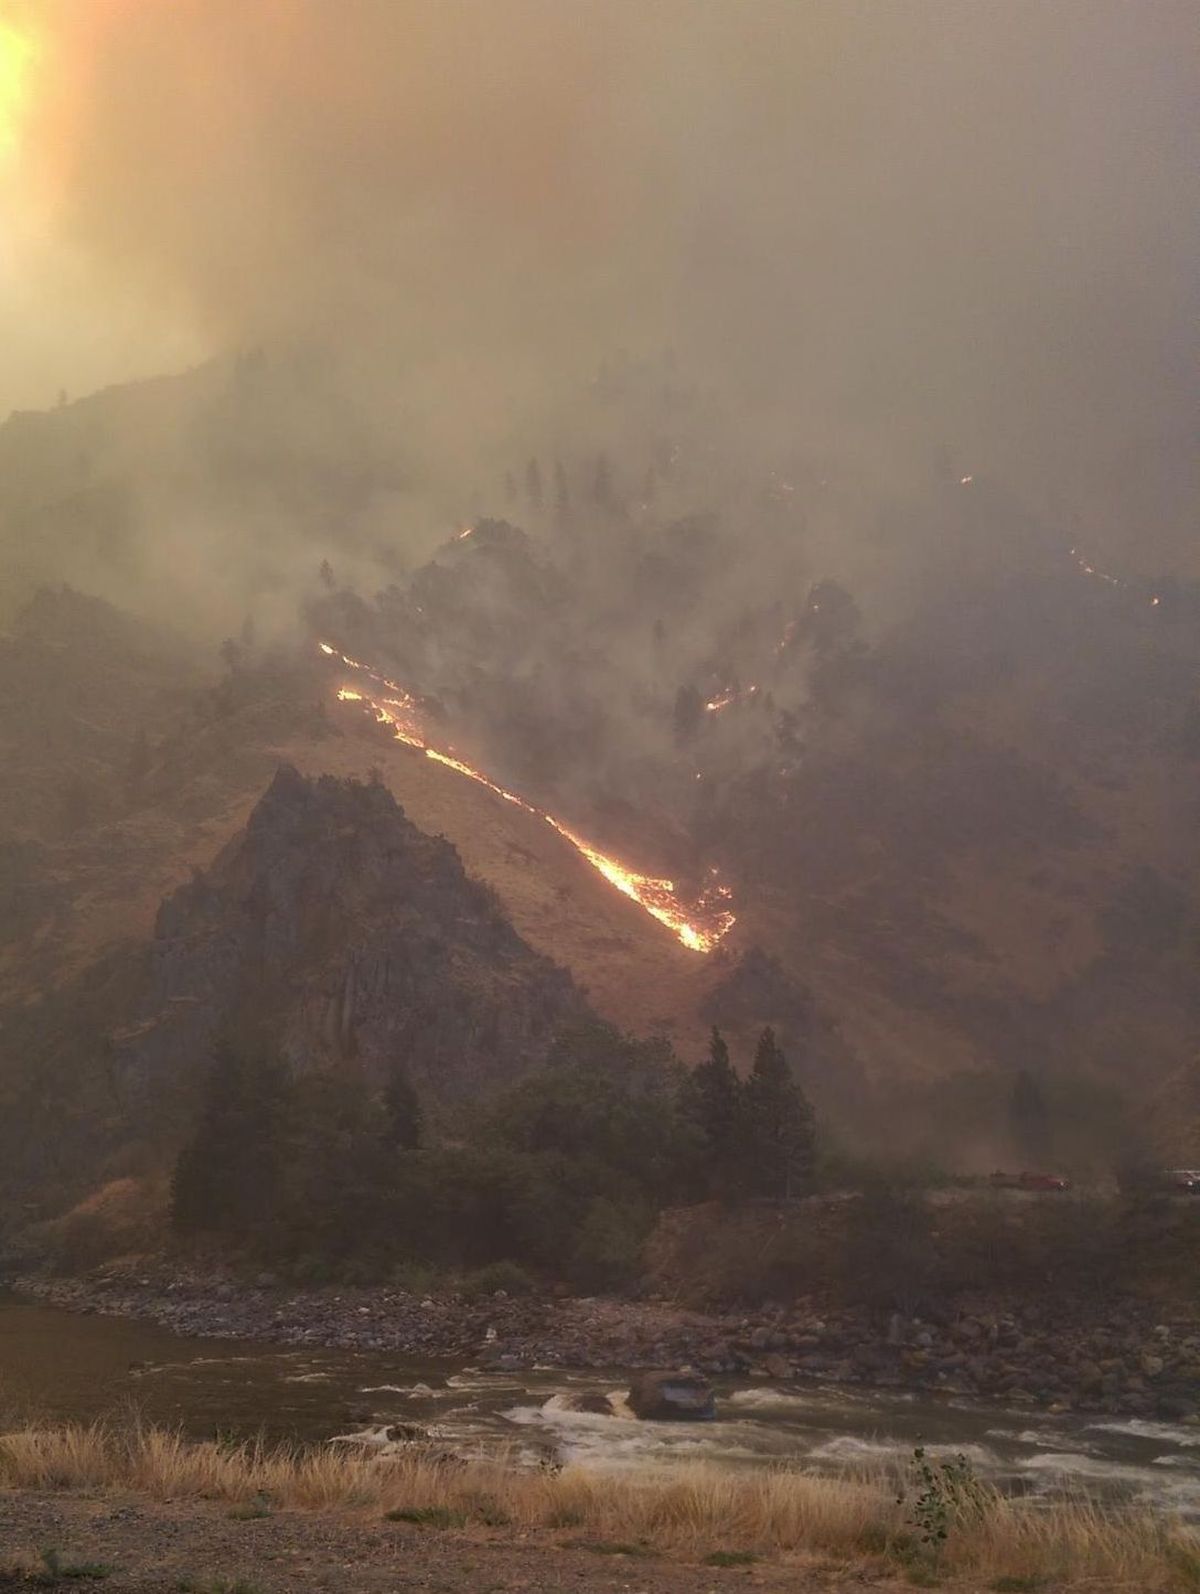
top-left (2, 365), bottom-right (1199, 1199)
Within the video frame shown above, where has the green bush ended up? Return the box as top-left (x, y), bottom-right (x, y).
top-left (897, 1447), bottom-right (989, 1559)
top-left (459, 1260), bottom-right (537, 1299)
top-left (385, 1506), bottom-right (466, 1528)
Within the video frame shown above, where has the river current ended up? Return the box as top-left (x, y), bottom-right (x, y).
top-left (2, 1296), bottom-right (1197, 1518)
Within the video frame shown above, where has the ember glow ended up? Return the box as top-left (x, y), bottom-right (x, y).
top-left (1069, 544), bottom-right (1123, 588)
top-left (1067, 543), bottom-right (1161, 607)
top-left (320, 641), bottom-right (736, 953)
top-left (706, 683), bottom-right (759, 714)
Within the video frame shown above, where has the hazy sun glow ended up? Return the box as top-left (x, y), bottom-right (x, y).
top-left (0, 14), bottom-right (36, 167)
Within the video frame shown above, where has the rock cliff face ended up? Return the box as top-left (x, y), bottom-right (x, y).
top-left (123, 764), bottom-right (590, 1101)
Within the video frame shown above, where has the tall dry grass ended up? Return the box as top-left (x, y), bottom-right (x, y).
top-left (1, 1422), bottom-right (1197, 1589)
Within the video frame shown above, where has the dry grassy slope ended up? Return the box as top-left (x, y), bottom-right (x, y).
top-left (273, 714), bottom-right (716, 1055)
top-left (3, 583), bottom-right (1195, 1105)
top-left (727, 894), bottom-right (991, 1086)
top-left (730, 705), bottom-right (1197, 1096)
top-left (0, 626), bottom-right (717, 1057)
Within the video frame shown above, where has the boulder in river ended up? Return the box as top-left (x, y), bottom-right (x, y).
top-left (546, 1391), bottom-right (621, 1416)
top-left (627, 1371), bottom-right (716, 1421)
top-left (328, 1421), bottom-right (430, 1449)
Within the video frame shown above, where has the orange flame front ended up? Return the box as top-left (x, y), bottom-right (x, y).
top-left (321, 642), bottom-right (736, 953)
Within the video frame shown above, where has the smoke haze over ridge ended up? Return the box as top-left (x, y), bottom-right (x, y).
top-left (2, 2), bottom-right (1200, 1193)
top-left (0, 0), bottom-right (1196, 567)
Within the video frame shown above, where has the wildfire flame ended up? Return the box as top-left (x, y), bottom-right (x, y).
top-left (320, 642), bottom-right (736, 953)
top-left (1067, 543), bottom-right (1160, 607)
top-left (705, 684), bottom-right (760, 714)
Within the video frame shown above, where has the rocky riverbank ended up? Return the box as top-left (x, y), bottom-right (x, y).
top-left (10, 1266), bottom-right (1199, 1423)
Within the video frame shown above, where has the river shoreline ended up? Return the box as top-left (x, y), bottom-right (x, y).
top-left (8, 1266), bottom-right (1199, 1425)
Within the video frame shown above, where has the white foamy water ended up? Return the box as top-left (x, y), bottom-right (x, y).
top-left (1020, 1450), bottom-right (1200, 1514)
top-left (1086, 1419), bottom-right (1200, 1447)
top-left (2, 1298), bottom-right (1196, 1517)
top-left (808, 1435), bottom-right (996, 1469)
top-left (359, 1381), bottom-right (462, 1399)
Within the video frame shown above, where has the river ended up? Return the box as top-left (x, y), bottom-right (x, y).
top-left (1, 1296), bottom-right (1197, 1517)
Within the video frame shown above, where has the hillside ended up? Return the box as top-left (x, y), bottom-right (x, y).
top-left (0, 761), bottom-right (606, 1203)
top-left (125, 762), bottom-right (590, 1101)
top-left (1, 364), bottom-right (1198, 1207)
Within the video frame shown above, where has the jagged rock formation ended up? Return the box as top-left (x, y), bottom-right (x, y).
top-left (120, 764), bottom-right (591, 1102)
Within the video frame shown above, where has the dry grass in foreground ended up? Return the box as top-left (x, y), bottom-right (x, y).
top-left (1, 1423), bottom-right (1197, 1590)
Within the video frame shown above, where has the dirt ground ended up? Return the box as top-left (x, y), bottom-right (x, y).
top-left (0, 1489), bottom-right (982, 1593)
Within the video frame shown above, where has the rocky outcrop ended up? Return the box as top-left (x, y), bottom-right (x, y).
top-left (626, 1371), bottom-right (716, 1421)
top-left (119, 765), bottom-right (591, 1103)
top-left (544, 1391), bottom-right (623, 1417)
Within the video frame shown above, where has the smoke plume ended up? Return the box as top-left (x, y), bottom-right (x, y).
top-left (0, 0), bottom-right (1197, 588)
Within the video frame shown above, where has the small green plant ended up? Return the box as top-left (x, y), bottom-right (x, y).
top-left (897, 1446), bottom-right (989, 1557)
top-left (176, 1580), bottom-right (265, 1594)
top-left (569, 1540), bottom-right (658, 1559)
top-left (1165, 1543), bottom-right (1200, 1593)
top-left (226, 1500), bottom-right (271, 1520)
top-left (462, 1492), bottom-right (512, 1527)
top-left (857, 1523), bottom-right (893, 1555)
top-left (704, 1549), bottom-right (758, 1567)
top-left (458, 1260), bottom-right (536, 1299)
top-left (34, 1548), bottom-right (114, 1584)
top-left (385, 1505), bottom-right (466, 1528)
top-left (545, 1505), bottom-right (584, 1528)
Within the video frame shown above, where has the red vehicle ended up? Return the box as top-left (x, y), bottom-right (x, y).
top-left (990, 1171), bottom-right (1071, 1191)
top-left (1165, 1169), bottom-right (1200, 1194)
top-left (1018, 1172), bottom-right (1071, 1191)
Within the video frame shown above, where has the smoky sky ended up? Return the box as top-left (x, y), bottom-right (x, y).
top-left (2, 0), bottom-right (1197, 563)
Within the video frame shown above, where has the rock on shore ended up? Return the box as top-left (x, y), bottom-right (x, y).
top-left (11, 1267), bottom-right (1199, 1421)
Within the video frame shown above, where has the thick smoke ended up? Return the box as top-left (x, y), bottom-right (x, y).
top-left (2, 0), bottom-right (1196, 576)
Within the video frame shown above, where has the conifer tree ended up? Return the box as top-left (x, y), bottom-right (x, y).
top-left (554, 458), bottom-right (570, 519)
top-left (383, 1061), bottom-right (423, 1152)
top-left (171, 1040), bottom-right (288, 1237)
top-left (1008, 1067), bottom-right (1050, 1163)
top-left (691, 1026), bottom-right (743, 1195)
top-left (743, 1027), bottom-right (815, 1199)
top-left (126, 727), bottom-right (150, 788)
top-left (525, 456), bottom-right (543, 512)
top-left (592, 452), bottom-right (613, 510)
top-left (673, 683), bottom-right (702, 743)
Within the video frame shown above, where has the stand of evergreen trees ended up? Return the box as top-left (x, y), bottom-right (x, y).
top-left (170, 1021), bottom-right (817, 1286)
